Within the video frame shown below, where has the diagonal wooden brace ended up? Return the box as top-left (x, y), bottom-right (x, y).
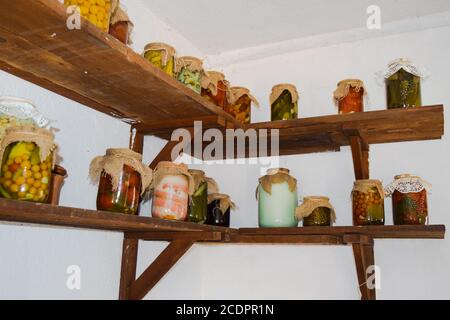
top-left (350, 235), bottom-right (376, 300)
top-left (343, 126), bottom-right (370, 180)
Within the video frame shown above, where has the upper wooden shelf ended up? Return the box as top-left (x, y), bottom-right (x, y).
top-left (0, 0), bottom-right (238, 136)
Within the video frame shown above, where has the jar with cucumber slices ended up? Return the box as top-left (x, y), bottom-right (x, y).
top-left (0, 126), bottom-right (56, 203)
top-left (188, 169), bottom-right (208, 224)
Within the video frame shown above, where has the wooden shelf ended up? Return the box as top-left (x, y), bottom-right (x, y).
top-left (0, 0), bottom-right (239, 136)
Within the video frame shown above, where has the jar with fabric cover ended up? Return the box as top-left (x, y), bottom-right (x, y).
top-left (352, 180), bottom-right (385, 226)
top-left (188, 169), bottom-right (208, 224)
top-left (89, 148), bottom-right (152, 215)
top-left (0, 126), bottom-right (56, 203)
top-left (175, 56), bottom-right (204, 94)
top-left (296, 196), bottom-right (336, 227)
top-left (257, 168), bottom-right (298, 228)
top-left (270, 84), bottom-right (299, 121)
top-left (333, 79), bottom-right (366, 114)
top-left (201, 71), bottom-right (229, 108)
top-left (206, 193), bottom-right (236, 227)
top-left (64, 0), bottom-right (116, 32)
top-left (385, 174), bottom-right (430, 225)
top-left (143, 43), bottom-right (176, 77)
top-left (226, 87), bottom-right (259, 124)
top-left (109, 5), bottom-right (133, 45)
top-left (151, 162), bottom-right (194, 221)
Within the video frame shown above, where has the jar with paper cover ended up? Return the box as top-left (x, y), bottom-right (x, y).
top-left (257, 168), bottom-right (298, 228)
top-left (109, 5), bottom-right (133, 45)
top-left (206, 193), bottom-right (236, 227)
top-left (90, 148), bottom-right (153, 215)
top-left (270, 84), bottom-right (298, 121)
top-left (188, 169), bottom-right (208, 224)
top-left (0, 126), bottom-right (56, 203)
top-left (296, 196), bottom-right (336, 227)
top-left (333, 79), bottom-right (365, 114)
top-left (385, 174), bottom-right (430, 225)
top-left (352, 180), bottom-right (385, 226)
top-left (201, 71), bottom-right (229, 109)
top-left (151, 162), bottom-right (194, 221)
top-left (226, 87), bottom-right (259, 124)
top-left (175, 56), bottom-right (204, 94)
top-left (143, 43), bottom-right (176, 76)
top-left (64, 0), bottom-right (116, 31)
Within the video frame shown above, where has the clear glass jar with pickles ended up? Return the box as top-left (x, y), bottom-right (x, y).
top-left (64, 0), bottom-right (115, 32)
top-left (270, 84), bottom-right (299, 121)
top-left (143, 43), bottom-right (176, 77)
top-left (175, 56), bottom-right (204, 94)
top-left (188, 169), bottom-right (208, 224)
top-left (352, 180), bottom-right (385, 226)
top-left (226, 87), bottom-right (259, 124)
top-left (296, 196), bottom-right (336, 227)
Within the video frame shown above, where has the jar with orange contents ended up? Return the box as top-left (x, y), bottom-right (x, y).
top-left (201, 71), bottom-right (229, 109)
top-left (0, 126), bottom-right (56, 203)
top-left (333, 79), bottom-right (366, 114)
top-left (352, 180), bottom-right (385, 226)
top-left (226, 87), bottom-right (259, 124)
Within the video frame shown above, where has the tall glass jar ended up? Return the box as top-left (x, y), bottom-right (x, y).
top-left (175, 56), bottom-right (204, 94)
top-left (90, 148), bottom-right (153, 215)
top-left (206, 193), bottom-right (235, 227)
top-left (188, 169), bottom-right (208, 224)
top-left (258, 168), bottom-right (298, 228)
top-left (352, 180), bottom-right (385, 226)
top-left (143, 43), bottom-right (176, 77)
top-left (109, 6), bottom-right (133, 45)
top-left (385, 174), bottom-right (430, 225)
top-left (151, 162), bottom-right (193, 221)
top-left (296, 196), bottom-right (336, 227)
top-left (270, 84), bottom-right (299, 121)
top-left (64, 0), bottom-right (114, 31)
top-left (201, 71), bottom-right (229, 109)
top-left (333, 79), bottom-right (365, 114)
top-left (226, 87), bottom-right (259, 124)
top-left (0, 126), bottom-right (56, 203)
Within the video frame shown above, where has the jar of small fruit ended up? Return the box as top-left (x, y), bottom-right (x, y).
top-left (352, 180), bottom-right (385, 226)
top-left (0, 126), bottom-right (56, 203)
top-left (226, 87), bottom-right (259, 124)
top-left (188, 169), bottom-right (208, 224)
top-left (175, 56), bottom-right (204, 94)
top-left (151, 162), bottom-right (194, 221)
top-left (270, 84), bottom-right (299, 121)
top-left (89, 148), bottom-right (153, 215)
top-left (385, 174), bottom-right (431, 225)
top-left (258, 168), bottom-right (298, 228)
top-left (206, 193), bottom-right (235, 227)
top-left (64, 0), bottom-right (116, 32)
top-left (296, 196), bottom-right (336, 227)
top-left (143, 43), bottom-right (176, 77)
top-left (201, 71), bottom-right (229, 109)
top-left (109, 5), bottom-right (133, 45)
top-left (333, 79), bottom-right (365, 114)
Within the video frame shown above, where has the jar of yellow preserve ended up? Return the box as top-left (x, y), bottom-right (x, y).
top-left (64, 0), bottom-right (116, 32)
top-left (143, 43), bottom-right (176, 77)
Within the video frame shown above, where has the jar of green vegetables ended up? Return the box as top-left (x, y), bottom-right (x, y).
top-left (188, 169), bottom-right (208, 224)
top-left (270, 84), bottom-right (299, 121)
top-left (175, 56), bottom-right (204, 94)
top-left (296, 196), bottom-right (336, 227)
top-left (143, 42), bottom-right (176, 77)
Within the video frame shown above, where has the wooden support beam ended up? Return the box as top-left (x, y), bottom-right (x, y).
top-left (228, 234), bottom-right (344, 245)
top-left (129, 240), bottom-right (194, 300)
top-left (352, 236), bottom-right (376, 300)
top-left (119, 237), bottom-right (138, 300)
top-left (349, 135), bottom-right (370, 180)
top-left (126, 231), bottom-right (223, 242)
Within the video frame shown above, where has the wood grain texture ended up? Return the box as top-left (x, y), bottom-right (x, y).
top-left (119, 237), bottom-right (138, 300)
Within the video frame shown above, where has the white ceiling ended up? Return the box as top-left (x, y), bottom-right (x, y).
top-left (141, 0), bottom-right (450, 55)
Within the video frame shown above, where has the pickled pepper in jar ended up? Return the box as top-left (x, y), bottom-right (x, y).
top-left (143, 43), bottom-right (176, 77)
top-left (226, 87), bottom-right (259, 124)
top-left (175, 56), bottom-right (204, 94)
top-left (270, 84), bottom-right (299, 121)
top-left (64, 0), bottom-right (115, 32)
top-left (201, 71), bottom-right (229, 109)
top-left (352, 180), bottom-right (385, 226)
top-left (296, 196), bottom-right (336, 227)
top-left (333, 79), bottom-right (365, 114)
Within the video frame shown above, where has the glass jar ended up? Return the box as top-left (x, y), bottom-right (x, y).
top-left (270, 84), bottom-right (299, 121)
top-left (296, 196), bottom-right (336, 227)
top-left (352, 180), bottom-right (385, 226)
top-left (206, 194), bottom-right (234, 227)
top-left (226, 87), bottom-right (259, 124)
top-left (334, 79), bottom-right (365, 114)
top-left (151, 162), bottom-right (192, 221)
top-left (0, 127), bottom-right (55, 203)
top-left (258, 168), bottom-right (298, 228)
top-left (188, 169), bottom-right (208, 224)
top-left (109, 6), bottom-right (132, 44)
top-left (64, 0), bottom-right (113, 32)
top-left (384, 58), bottom-right (423, 109)
top-left (386, 174), bottom-right (430, 225)
top-left (143, 43), bottom-right (176, 77)
top-left (176, 56), bottom-right (204, 94)
top-left (201, 71), bottom-right (229, 108)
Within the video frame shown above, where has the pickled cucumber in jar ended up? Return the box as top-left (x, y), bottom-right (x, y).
top-left (64, 0), bottom-right (113, 32)
top-left (143, 43), bottom-right (176, 77)
top-left (271, 90), bottom-right (298, 121)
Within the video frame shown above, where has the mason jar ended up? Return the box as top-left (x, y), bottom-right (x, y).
top-left (188, 169), bottom-right (208, 224)
top-left (143, 43), bottom-right (176, 77)
top-left (297, 196), bottom-right (336, 227)
top-left (176, 56), bottom-right (204, 94)
top-left (352, 180), bottom-right (385, 226)
top-left (270, 84), bottom-right (298, 121)
top-left (201, 71), bottom-right (229, 108)
top-left (334, 79), bottom-right (365, 114)
top-left (226, 87), bottom-right (259, 124)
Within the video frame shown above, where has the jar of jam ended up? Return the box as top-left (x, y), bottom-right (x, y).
top-left (64, 0), bottom-right (115, 31)
top-left (151, 162), bottom-right (193, 221)
top-left (90, 148), bottom-right (153, 215)
top-left (296, 196), bottom-right (336, 227)
top-left (109, 5), bottom-right (133, 45)
top-left (270, 84), bottom-right (299, 121)
top-left (352, 180), bottom-right (385, 226)
top-left (0, 126), bottom-right (56, 203)
top-left (258, 168), bottom-right (298, 228)
top-left (226, 87), bottom-right (259, 124)
top-left (333, 79), bottom-right (365, 114)
top-left (201, 71), bottom-right (229, 109)
top-left (175, 56), bottom-right (204, 94)
top-left (206, 193), bottom-right (235, 227)
top-left (143, 43), bottom-right (176, 77)
top-left (188, 169), bottom-right (208, 224)
top-left (385, 174), bottom-right (430, 225)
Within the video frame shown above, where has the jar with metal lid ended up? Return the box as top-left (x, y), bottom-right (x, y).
top-left (143, 43), bottom-right (176, 77)
top-left (385, 174), bottom-right (430, 225)
top-left (206, 193), bottom-right (235, 227)
top-left (109, 5), bottom-right (133, 45)
top-left (201, 71), bottom-right (229, 109)
top-left (352, 180), bottom-right (385, 226)
top-left (188, 169), bottom-right (208, 224)
top-left (175, 56), bottom-right (204, 94)
top-left (296, 196), bottom-right (336, 227)
top-left (257, 168), bottom-right (298, 228)
top-left (270, 84), bottom-right (299, 121)
top-left (151, 162), bottom-right (193, 221)
top-left (64, 0), bottom-right (116, 32)
top-left (333, 79), bottom-right (365, 114)
top-left (89, 148), bottom-right (153, 215)
top-left (0, 126), bottom-right (56, 203)
top-left (226, 87), bottom-right (259, 124)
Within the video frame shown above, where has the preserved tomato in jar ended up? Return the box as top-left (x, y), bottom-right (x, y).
top-left (352, 180), bottom-right (385, 226)
top-left (270, 84), bottom-right (299, 121)
top-left (201, 71), bottom-right (229, 109)
top-left (109, 6), bottom-right (133, 44)
top-left (333, 79), bottom-right (365, 114)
